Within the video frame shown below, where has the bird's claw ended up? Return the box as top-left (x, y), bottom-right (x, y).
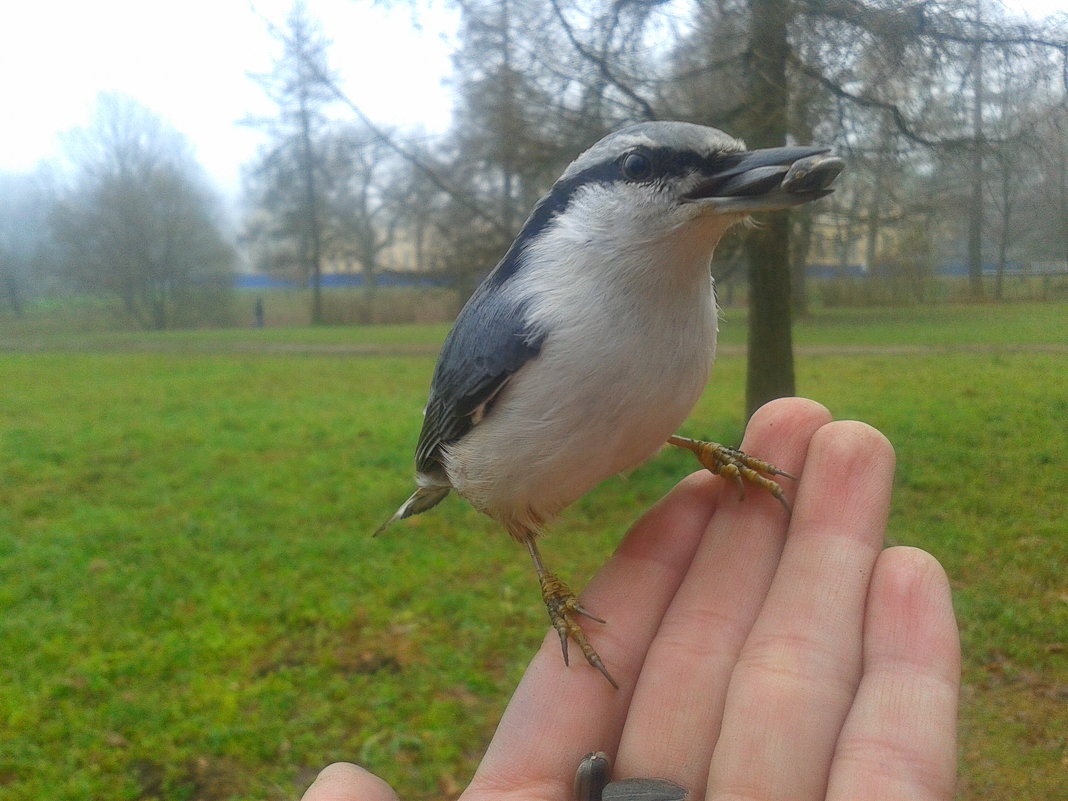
top-left (539, 573), bottom-right (618, 688)
top-left (668, 435), bottom-right (794, 511)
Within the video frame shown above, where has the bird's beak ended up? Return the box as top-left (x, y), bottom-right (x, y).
top-left (685, 146), bottom-right (844, 214)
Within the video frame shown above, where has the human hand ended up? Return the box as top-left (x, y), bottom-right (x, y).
top-left (303, 397), bottom-right (960, 801)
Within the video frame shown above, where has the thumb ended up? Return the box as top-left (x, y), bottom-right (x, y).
top-left (301, 763), bottom-right (400, 801)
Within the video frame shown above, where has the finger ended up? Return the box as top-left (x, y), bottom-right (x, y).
top-left (708, 420), bottom-right (895, 801)
top-left (463, 466), bottom-right (724, 801)
top-left (827, 547), bottom-right (960, 801)
top-left (614, 397), bottom-right (832, 798)
top-left (301, 763), bottom-right (399, 801)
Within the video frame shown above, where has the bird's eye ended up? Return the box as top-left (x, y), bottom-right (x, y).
top-left (621, 151), bottom-right (653, 181)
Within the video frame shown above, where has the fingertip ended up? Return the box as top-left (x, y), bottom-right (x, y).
top-left (875, 546), bottom-right (952, 600)
top-left (747, 396), bottom-right (832, 439)
top-left (828, 547), bottom-right (960, 801)
top-left (738, 397), bottom-right (834, 507)
top-left (301, 762), bottom-right (399, 801)
top-left (868, 546), bottom-right (960, 680)
top-left (791, 420), bottom-right (896, 536)
top-left (872, 547), bottom-right (954, 615)
top-left (810, 419), bottom-right (896, 473)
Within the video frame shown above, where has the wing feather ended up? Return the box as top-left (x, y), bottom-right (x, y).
top-left (415, 282), bottom-right (544, 476)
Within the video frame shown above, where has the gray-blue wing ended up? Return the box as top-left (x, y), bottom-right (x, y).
top-left (415, 284), bottom-right (545, 476)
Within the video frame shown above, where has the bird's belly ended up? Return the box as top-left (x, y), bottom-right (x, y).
top-left (443, 323), bottom-right (715, 536)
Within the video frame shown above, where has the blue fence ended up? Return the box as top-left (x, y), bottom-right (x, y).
top-left (237, 261), bottom-right (1065, 290)
top-left (234, 271), bottom-right (452, 290)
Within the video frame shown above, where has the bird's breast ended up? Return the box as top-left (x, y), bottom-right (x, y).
top-left (443, 264), bottom-right (717, 536)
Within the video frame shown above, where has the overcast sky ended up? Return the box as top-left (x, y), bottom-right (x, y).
top-left (1, 0), bottom-right (1062, 198)
top-left (1, 0), bottom-right (458, 195)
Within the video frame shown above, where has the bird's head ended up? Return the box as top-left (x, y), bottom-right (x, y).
top-left (529, 121), bottom-right (843, 260)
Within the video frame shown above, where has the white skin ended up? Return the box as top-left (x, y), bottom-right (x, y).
top-left (303, 398), bottom-right (961, 801)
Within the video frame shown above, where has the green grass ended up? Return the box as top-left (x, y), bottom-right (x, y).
top-left (1, 301), bottom-right (1065, 800)
top-left (717, 301), bottom-right (1068, 347)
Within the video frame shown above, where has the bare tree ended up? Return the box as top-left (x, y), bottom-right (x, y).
top-left (246, 1), bottom-right (337, 323)
top-left (983, 48), bottom-right (1051, 298)
top-left (319, 124), bottom-right (412, 296)
top-left (0, 170), bottom-right (57, 317)
top-left (1029, 105), bottom-right (1068, 279)
top-left (49, 94), bottom-right (234, 330)
top-left (793, 0), bottom-right (1067, 286)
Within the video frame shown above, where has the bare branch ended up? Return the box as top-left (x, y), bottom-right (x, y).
top-left (310, 69), bottom-right (512, 238)
top-left (258, 3), bottom-right (512, 238)
top-left (547, 0), bottom-right (660, 120)
top-left (790, 55), bottom-right (967, 149)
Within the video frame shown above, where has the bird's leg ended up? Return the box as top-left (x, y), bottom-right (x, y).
top-left (524, 534), bottom-right (619, 688)
top-left (667, 434), bottom-right (795, 511)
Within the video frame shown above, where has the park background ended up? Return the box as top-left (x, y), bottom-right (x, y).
top-left (2, 1), bottom-right (1066, 799)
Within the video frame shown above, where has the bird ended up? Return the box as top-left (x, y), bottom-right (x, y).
top-left (377, 121), bottom-right (843, 686)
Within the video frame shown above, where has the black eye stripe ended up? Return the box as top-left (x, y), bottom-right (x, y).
top-left (485, 145), bottom-right (742, 286)
top-left (555, 147), bottom-right (739, 194)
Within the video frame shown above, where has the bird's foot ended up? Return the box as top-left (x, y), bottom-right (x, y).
top-left (539, 572), bottom-right (618, 688)
top-left (668, 434), bottom-right (795, 511)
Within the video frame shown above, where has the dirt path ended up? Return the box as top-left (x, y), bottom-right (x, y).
top-left (2, 339), bottom-right (1065, 356)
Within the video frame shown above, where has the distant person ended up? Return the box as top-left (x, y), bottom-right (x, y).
top-left (254, 296), bottom-right (265, 328)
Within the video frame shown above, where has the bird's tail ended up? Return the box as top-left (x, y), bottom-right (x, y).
top-left (373, 484), bottom-right (451, 537)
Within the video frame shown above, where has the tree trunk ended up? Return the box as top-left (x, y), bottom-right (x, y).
top-left (299, 89), bottom-right (324, 325)
top-left (1, 268), bottom-right (24, 317)
top-left (865, 178), bottom-right (882, 275)
top-left (746, 214), bottom-right (795, 418)
top-left (967, 0), bottom-right (985, 299)
top-left (995, 156), bottom-right (1011, 301)
top-left (791, 211), bottom-right (811, 318)
top-left (743, 0), bottom-right (794, 419)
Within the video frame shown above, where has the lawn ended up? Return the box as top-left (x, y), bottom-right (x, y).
top-left (0, 301), bottom-right (1065, 800)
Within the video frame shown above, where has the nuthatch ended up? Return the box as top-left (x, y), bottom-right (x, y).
top-left (378, 121), bottom-right (843, 686)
